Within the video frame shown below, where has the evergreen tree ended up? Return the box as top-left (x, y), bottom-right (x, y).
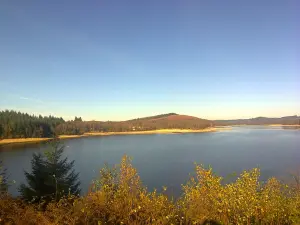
top-left (0, 110), bottom-right (65, 138)
top-left (74, 116), bottom-right (83, 122)
top-left (0, 160), bottom-right (8, 194)
top-left (19, 140), bottom-right (81, 203)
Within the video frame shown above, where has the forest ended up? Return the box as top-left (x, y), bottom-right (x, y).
top-left (0, 110), bottom-right (65, 139)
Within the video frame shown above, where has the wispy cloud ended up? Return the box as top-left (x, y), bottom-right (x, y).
top-left (19, 96), bottom-right (44, 104)
top-left (19, 97), bottom-right (29, 100)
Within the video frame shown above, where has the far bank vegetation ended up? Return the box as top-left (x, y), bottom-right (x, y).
top-left (1, 110), bottom-right (299, 140)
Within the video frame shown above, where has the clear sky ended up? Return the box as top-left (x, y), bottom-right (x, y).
top-left (0, 0), bottom-right (299, 121)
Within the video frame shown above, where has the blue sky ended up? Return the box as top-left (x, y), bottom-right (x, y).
top-left (0, 0), bottom-right (299, 120)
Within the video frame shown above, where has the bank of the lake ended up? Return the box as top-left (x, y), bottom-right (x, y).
top-left (84, 127), bottom-right (229, 136)
top-left (230, 124), bottom-right (300, 128)
top-left (268, 124), bottom-right (300, 127)
top-left (0, 127), bottom-right (229, 146)
top-left (0, 135), bottom-right (85, 145)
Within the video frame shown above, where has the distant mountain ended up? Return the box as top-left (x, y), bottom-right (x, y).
top-left (214, 115), bottom-right (300, 126)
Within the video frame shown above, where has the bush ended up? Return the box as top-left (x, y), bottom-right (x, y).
top-left (1, 155), bottom-right (300, 224)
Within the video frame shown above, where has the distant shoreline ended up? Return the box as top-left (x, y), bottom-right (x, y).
top-left (2, 125), bottom-right (298, 146)
top-left (0, 127), bottom-right (229, 146)
top-left (230, 124), bottom-right (300, 127)
top-left (268, 124), bottom-right (300, 127)
top-left (84, 127), bottom-right (230, 136)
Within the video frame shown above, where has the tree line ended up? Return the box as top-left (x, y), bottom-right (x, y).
top-left (1, 110), bottom-right (212, 138)
top-left (214, 116), bottom-right (300, 126)
top-left (2, 110), bottom-right (299, 139)
top-left (0, 110), bottom-right (65, 139)
top-left (55, 114), bottom-right (212, 135)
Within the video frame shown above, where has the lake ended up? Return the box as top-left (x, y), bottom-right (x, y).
top-left (1, 126), bottom-right (299, 197)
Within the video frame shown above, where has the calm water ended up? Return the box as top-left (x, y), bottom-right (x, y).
top-left (1, 127), bottom-right (299, 197)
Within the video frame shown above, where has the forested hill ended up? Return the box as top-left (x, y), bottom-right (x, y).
top-left (126, 113), bottom-right (178, 121)
top-left (214, 116), bottom-right (300, 126)
top-left (1, 110), bottom-right (299, 139)
top-left (0, 111), bottom-right (212, 138)
top-left (55, 113), bottom-right (212, 135)
top-left (0, 110), bottom-right (64, 139)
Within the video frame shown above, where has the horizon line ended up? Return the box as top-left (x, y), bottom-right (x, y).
top-left (0, 108), bottom-right (298, 122)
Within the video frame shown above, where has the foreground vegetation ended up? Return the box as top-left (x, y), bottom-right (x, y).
top-left (1, 142), bottom-right (300, 224)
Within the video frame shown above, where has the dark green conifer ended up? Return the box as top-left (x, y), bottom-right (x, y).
top-left (19, 140), bottom-right (80, 203)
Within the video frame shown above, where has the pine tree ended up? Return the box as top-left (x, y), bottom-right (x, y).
top-left (19, 140), bottom-right (81, 203)
top-left (0, 160), bottom-right (8, 194)
top-left (0, 110), bottom-right (65, 138)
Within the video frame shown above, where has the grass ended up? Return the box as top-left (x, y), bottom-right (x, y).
top-left (0, 135), bottom-right (86, 146)
top-left (58, 135), bottom-right (87, 139)
top-left (0, 138), bottom-right (51, 145)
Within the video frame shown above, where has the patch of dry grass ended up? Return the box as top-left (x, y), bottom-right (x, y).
top-left (0, 138), bottom-right (51, 145)
top-left (58, 135), bottom-right (87, 139)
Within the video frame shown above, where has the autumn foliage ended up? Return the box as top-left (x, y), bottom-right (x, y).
top-left (1, 155), bottom-right (300, 224)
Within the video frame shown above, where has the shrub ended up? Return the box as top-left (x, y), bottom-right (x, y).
top-left (1, 155), bottom-right (300, 224)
